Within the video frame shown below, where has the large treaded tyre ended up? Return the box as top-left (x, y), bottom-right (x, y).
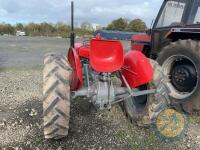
top-left (123, 59), bottom-right (170, 127)
top-left (43, 53), bottom-right (71, 139)
top-left (157, 40), bottom-right (200, 113)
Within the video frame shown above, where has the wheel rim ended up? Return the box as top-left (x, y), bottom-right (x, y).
top-left (162, 55), bottom-right (198, 100)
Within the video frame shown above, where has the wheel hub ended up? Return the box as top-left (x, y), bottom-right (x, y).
top-left (171, 63), bottom-right (197, 92)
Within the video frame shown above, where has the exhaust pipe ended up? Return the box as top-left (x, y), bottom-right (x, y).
top-left (70, 1), bottom-right (75, 48)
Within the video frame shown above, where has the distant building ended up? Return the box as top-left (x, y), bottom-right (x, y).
top-left (92, 23), bottom-right (102, 31)
top-left (16, 31), bottom-right (26, 36)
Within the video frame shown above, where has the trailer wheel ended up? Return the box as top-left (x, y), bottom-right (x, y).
top-left (123, 59), bottom-right (170, 126)
top-left (43, 53), bottom-right (71, 139)
top-left (157, 40), bottom-right (200, 113)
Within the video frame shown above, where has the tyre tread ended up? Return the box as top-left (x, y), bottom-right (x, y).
top-left (43, 53), bottom-right (71, 139)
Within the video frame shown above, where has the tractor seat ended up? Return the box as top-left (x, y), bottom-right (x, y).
top-left (90, 39), bottom-right (124, 72)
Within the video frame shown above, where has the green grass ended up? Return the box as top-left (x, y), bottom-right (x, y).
top-left (114, 128), bottom-right (161, 150)
top-left (143, 134), bottom-right (157, 150)
top-left (115, 130), bottom-right (142, 150)
top-left (115, 130), bottom-right (127, 140)
top-left (130, 143), bottom-right (140, 150)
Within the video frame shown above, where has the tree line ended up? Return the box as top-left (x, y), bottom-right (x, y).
top-left (0, 22), bottom-right (93, 38)
top-left (106, 18), bottom-right (147, 32)
top-left (0, 18), bottom-right (147, 38)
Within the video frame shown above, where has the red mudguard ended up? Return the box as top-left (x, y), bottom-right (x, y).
top-left (68, 48), bottom-right (83, 91)
top-left (122, 51), bottom-right (153, 88)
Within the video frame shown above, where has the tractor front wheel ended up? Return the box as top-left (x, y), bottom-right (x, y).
top-left (43, 53), bottom-right (71, 139)
top-left (123, 59), bottom-right (170, 127)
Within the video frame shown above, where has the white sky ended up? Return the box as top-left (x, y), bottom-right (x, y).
top-left (0, 0), bottom-right (163, 26)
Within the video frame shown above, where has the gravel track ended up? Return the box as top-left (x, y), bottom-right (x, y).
top-left (0, 36), bottom-right (200, 150)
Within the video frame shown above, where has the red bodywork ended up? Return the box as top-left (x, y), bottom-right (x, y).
top-left (75, 43), bottom-right (90, 59)
top-left (131, 34), bottom-right (151, 51)
top-left (68, 48), bottom-right (83, 90)
top-left (75, 43), bottom-right (83, 49)
top-left (69, 37), bottom-right (153, 90)
top-left (122, 51), bottom-right (153, 88)
top-left (90, 39), bottom-right (124, 72)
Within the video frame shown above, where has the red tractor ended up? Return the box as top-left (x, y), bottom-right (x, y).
top-left (42, 2), bottom-right (173, 139)
top-left (132, 0), bottom-right (200, 113)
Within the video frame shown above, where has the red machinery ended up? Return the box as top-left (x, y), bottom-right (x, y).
top-left (70, 37), bottom-right (154, 90)
top-left (42, 2), bottom-right (172, 140)
top-left (131, 34), bottom-right (151, 52)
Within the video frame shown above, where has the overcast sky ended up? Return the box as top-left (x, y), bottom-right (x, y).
top-left (0, 0), bottom-right (163, 26)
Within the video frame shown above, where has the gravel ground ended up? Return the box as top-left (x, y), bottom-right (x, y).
top-left (0, 36), bottom-right (200, 150)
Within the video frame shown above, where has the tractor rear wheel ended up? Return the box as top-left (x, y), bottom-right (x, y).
top-left (157, 40), bottom-right (200, 113)
top-left (43, 53), bottom-right (71, 139)
top-left (123, 59), bottom-right (170, 127)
